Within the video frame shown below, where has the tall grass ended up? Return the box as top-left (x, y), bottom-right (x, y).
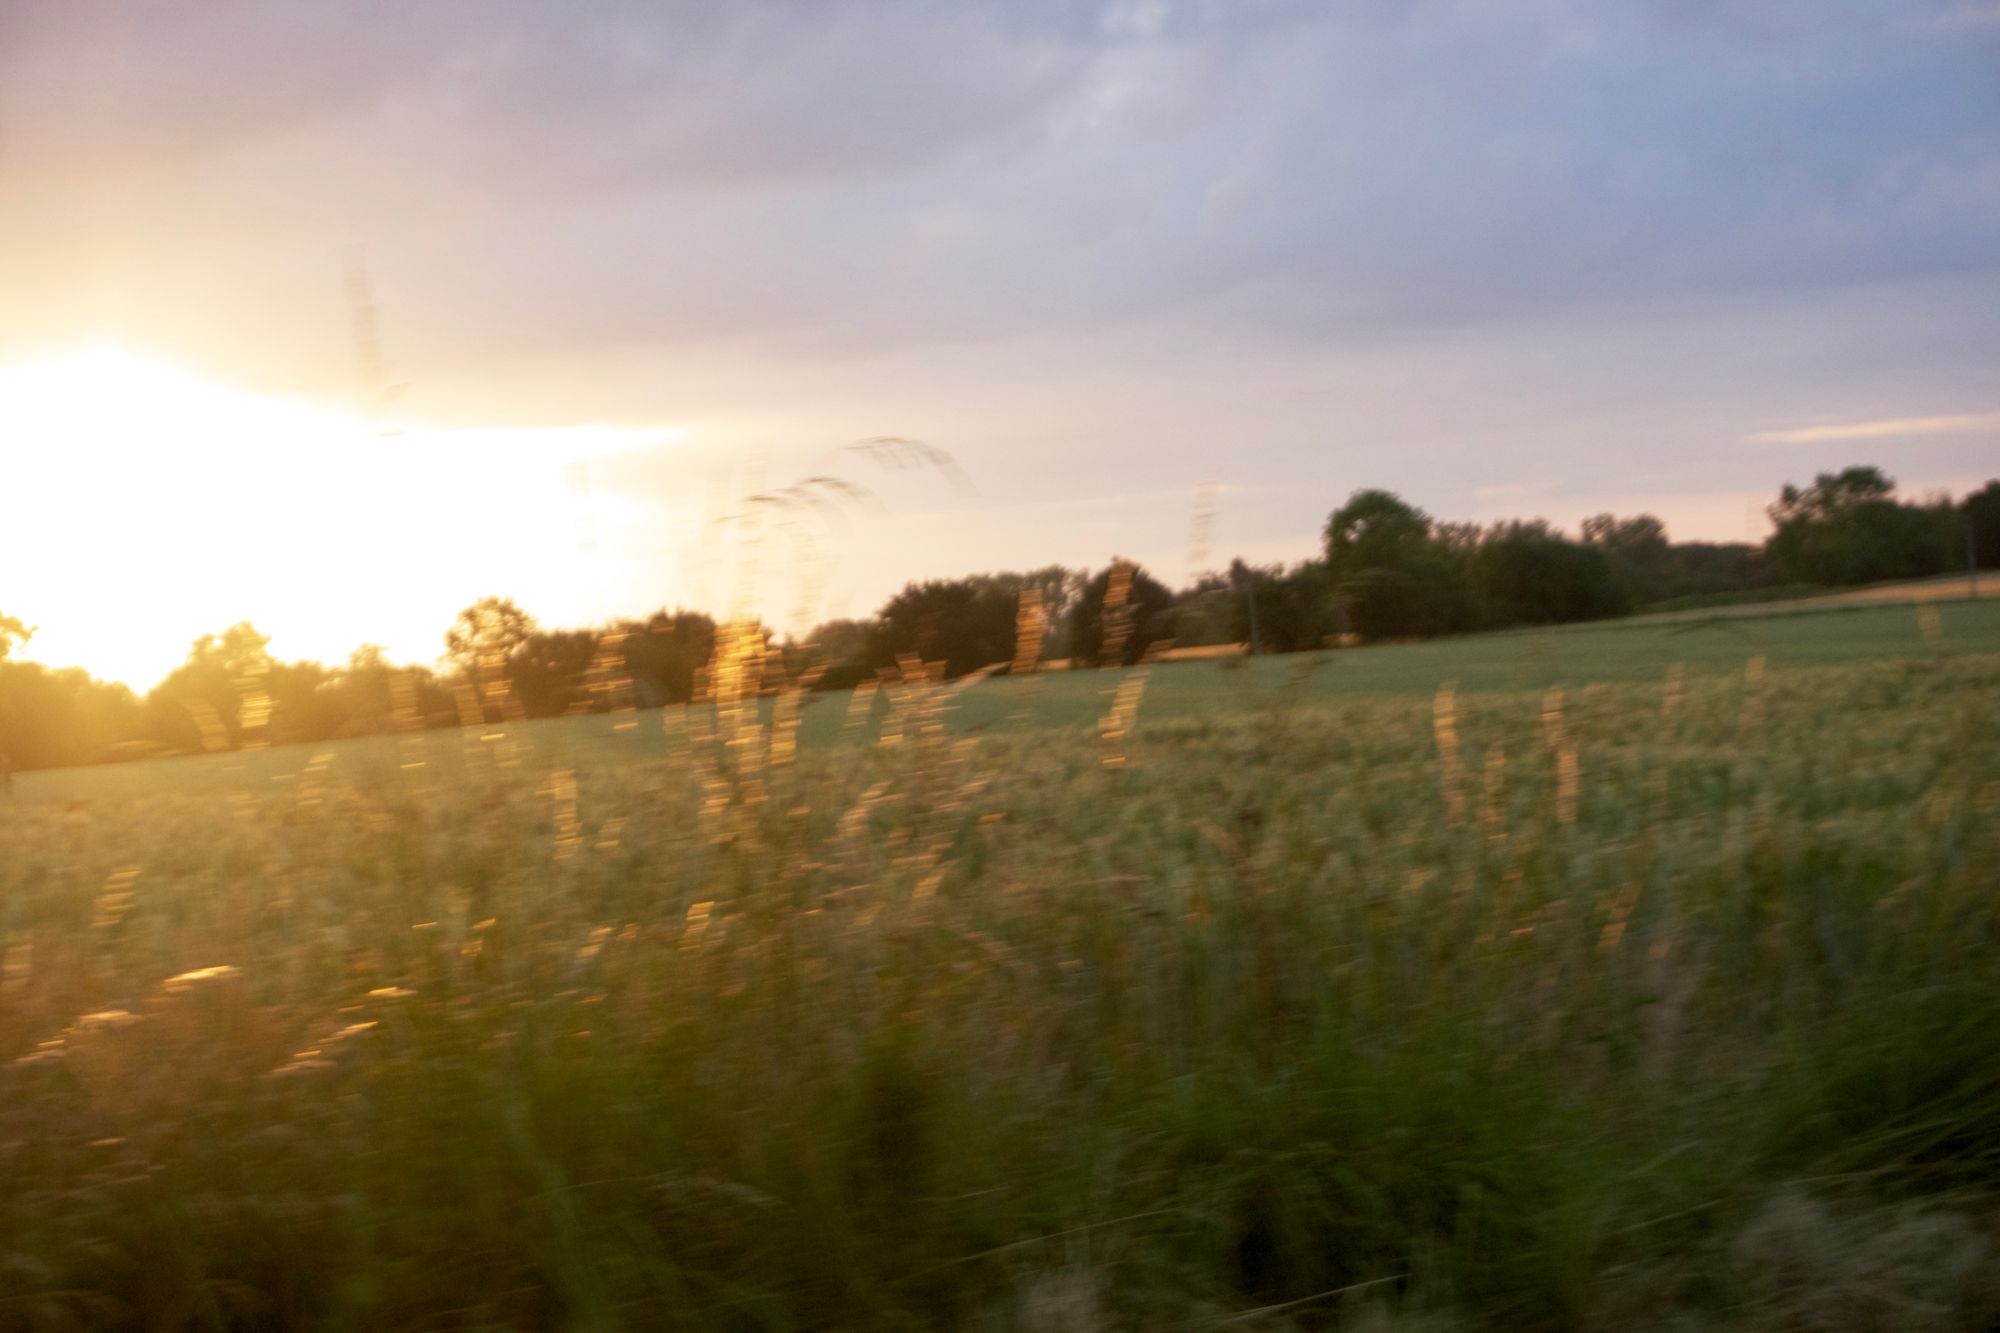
top-left (2, 652), bottom-right (1997, 1329)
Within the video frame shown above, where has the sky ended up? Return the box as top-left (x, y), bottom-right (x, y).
top-left (1, 0), bottom-right (1997, 687)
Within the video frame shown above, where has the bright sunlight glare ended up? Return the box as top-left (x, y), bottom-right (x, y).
top-left (0, 348), bottom-right (686, 688)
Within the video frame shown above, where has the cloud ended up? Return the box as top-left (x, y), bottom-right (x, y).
top-left (0, 0), bottom-right (1995, 568)
top-left (1929, 1), bottom-right (2000, 30)
top-left (0, 2), bottom-right (1096, 187)
top-left (1746, 411), bottom-right (2000, 444)
top-left (7, 0), bottom-right (1997, 373)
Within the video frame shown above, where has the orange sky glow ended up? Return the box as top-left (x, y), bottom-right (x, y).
top-left (3, 5), bottom-right (1996, 688)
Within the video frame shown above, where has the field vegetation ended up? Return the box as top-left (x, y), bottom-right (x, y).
top-left (3, 467), bottom-right (1993, 778)
top-left (4, 601), bottom-right (1998, 1330)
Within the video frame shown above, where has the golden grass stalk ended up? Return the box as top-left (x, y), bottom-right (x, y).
top-left (768, 664), bottom-right (825, 768)
top-left (1101, 559), bottom-right (1135, 667)
top-left (182, 699), bottom-right (231, 754)
top-left (680, 625), bottom-right (759, 833)
top-left (1013, 587), bottom-right (1045, 677)
top-left (548, 768), bottom-right (583, 859)
top-left (573, 628), bottom-right (637, 717)
top-left (450, 682), bottom-right (484, 732)
top-left (709, 617), bottom-right (769, 804)
top-left (476, 645), bottom-right (527, 725)
top-left (296, 751), bottom-right (336, 813)
top-left (452, 675), bottom-right (516, 772)
top-left (1099, 641), bottom-right (1170, 769)
top-left (390, 667), bottom-right (425, 733)
top-left (879, 654), bottom-right (945, 749)
top-left (680, 900), bottom-right (715, 950)
top-left (1482, 741), bottom-right (1509, 842)
top-left (234, 668), bottom-right (272, 750)
top-left (1541, 685), bottom-right (1578, 825)
top-left (843, 677), bottom-right (879, 735)
top-left (389, 667), bottom-right (431, 774)
top-left (91, 866), bottom-right (141, 930)
top-left (1432, 683), bottom-right (1469, 828)
top-left (1741, 654), bottom-right (1768, 731)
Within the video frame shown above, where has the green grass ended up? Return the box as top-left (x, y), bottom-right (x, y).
top-left (3, 602), bottom-right (1999, 1329)
top-left (944, 594), bottom-right (2000, 732)
top-left (1636, 582), bottom-right (1828, 614)
top-left (19, 596), bottom-right (1999, 806)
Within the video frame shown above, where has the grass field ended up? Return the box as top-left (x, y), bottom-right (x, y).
top-left (17, 596), bottom-right (2000, 806)
top-left (1637, 572), bottom-right (1995, 621)
top-left (4, 600), bottom-right (1999, 1329)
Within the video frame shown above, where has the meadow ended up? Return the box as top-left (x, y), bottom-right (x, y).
top-left (18, 596), bottom-right (2000, 805)
top-left (3, 600), bottom-right (1999, 1330)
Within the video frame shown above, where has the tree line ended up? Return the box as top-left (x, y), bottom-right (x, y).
top-left (2, 468), bottom-right (1994, 773)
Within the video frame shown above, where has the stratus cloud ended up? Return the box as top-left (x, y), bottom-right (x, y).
top-left (0, 0), bottom-right (1995, 624)
top-left (5, 0), bottom-right (1998, 372)
top-left (1746, 411), bottom-right (2000, 444)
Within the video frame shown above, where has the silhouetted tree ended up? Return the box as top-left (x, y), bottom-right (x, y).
top-left (148, 622), bottom-right (277, 750)
top-left (1321, 491), bottom-right (1474, 640)
top-left (0, 660), bottom-right (146, 770)
top-left (1469, 522), bottom-right (1628, 626)
top-left (868, 577), bottom-right (1017, 677)
top-left (297, 646), bottom-right (457, 736)
top-left (513, 629), bottom-right (601, 718)
top-left (1325, 490), bottom-right (1435, 580)
top-left (1766, 467), bottom-right (1957, 586)
top-left (444, 597), bottom-right (537, 672)
top-left (1652, 542), bottom-right (1777, 603)
top-left (1166, 574), bottom-right (1237, 649)
top-left (327, 644), bottom-right (397, 735)
top-left (266, 659), bottom-right (346, 745)
top-left (1339, 564), bottom-right (1472, 640)
top-left (1965, 480), bottom-right (2000, 570)
top-left (1067, 561), bottom-right (1174, 667)
top-left (866, 568), bottom-right (1079, 677)
top-left (1582, 513), bottom-right (1672, 603)
top-left (0, 613), bottom-right (31, 661)
top-left (443, 596), bottom-right (537, 719)
top-left (799, 618), bottom-right (874, 690)
top-left (1184, 560), bottom-right (1341, 652)
top-left (617, 610), bottom-right (718, 706)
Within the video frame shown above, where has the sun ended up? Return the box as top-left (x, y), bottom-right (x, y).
top-left (0, 346), bottom-right (354, 466)
top-left (0, 347), bottom-right (688, 689)
top-left (0, 349), bottom-right (369, 681)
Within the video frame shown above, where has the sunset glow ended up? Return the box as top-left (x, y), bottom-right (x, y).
top-left (2, 7), bottom-right (1999, 1324)
top-left (0, 348), bottom-right (687, 687)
